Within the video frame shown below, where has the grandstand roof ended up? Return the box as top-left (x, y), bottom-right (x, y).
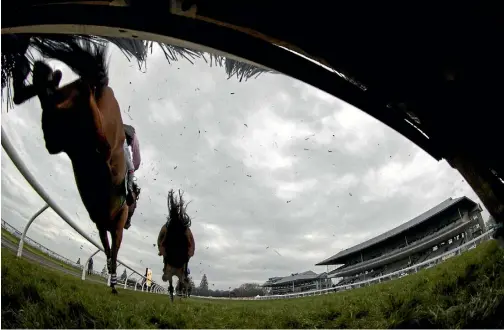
top-left (262, 270), bottom-right (327, 287)
top-left (316, 196), bottom-right (478, 265)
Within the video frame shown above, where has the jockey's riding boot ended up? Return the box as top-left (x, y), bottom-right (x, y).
top-left (124, 209), bottom-right (133, 230)
top-left (124, 175), bottom-right (140, 230)
top-left (126, 171), bottom-right (136, 205)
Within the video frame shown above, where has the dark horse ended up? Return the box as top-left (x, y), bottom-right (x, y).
top-left (12, 38), bottom-right (138, 294)
top-left (157, 189), bottom-right (195, 301)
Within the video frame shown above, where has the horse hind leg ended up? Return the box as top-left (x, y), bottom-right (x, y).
top-left (98, 228), bottom-right (112, 274)
top-left (180, 271), bottom-right (189, 298)
top-left (183, 277), bottom-right (190, 298)
top-left (109, 207), bottom-right (128, 295)
top-left (168, 278), bottom-right (174, 302)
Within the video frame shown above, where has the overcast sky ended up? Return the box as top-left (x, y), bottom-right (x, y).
top-left (1, 42), bottom-right (489, 289)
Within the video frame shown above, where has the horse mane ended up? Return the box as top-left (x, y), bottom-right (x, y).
top-left (31, 35), bottom-right (109, 99)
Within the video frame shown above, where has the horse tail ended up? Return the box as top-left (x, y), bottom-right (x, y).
top-left (164, 189), bottom-right (191, 267)
top-left (167, 189), bottom-right (179, 225)
top-left (31, 36), bottom-right (109, 97)
top-left (166, 189), bottom-right (192, 227)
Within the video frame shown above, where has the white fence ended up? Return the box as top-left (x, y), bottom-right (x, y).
top-left (2, 219), bottom-right (93, 271)
top-left (257, 228), bottom-right (496, 300)
top-left (2, 218), bottom-right (166, 293)
top-left (1, 129), bottom-right (166, 295)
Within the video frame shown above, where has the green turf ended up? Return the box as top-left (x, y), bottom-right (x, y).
top-left (2, 240), bottom-right (504, 329)
top-left (1, 228), bottom-right (106, 283)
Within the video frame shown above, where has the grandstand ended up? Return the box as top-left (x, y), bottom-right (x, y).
top-left (316, 196), bottom-right (486, 285)
top-left (262, 271), bottom-right (331, 295)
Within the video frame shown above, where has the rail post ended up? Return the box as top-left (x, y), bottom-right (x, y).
top-left (135, 278), bottom-right (140, 291)
top-left (81, 249), bottom-right (100, 280)
top-left (124, 272), bottom-right (134, 289)
top-left (17, 204), bottom-right (49, 257)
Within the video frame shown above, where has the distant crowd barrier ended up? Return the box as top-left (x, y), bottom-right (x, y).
top-left (2, 130), bottom-right (166, 295)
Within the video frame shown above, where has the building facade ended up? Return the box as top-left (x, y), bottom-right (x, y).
top-left (263, 271), bottom-right (332, 295)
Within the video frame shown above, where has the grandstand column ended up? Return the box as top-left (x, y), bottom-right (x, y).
top-left (17, 204), bottom-right (49, 258)
top-left (81, 249), bottom-right (100, 280)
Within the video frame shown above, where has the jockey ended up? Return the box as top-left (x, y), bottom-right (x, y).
top-left (123, 124), bottom-right (141, 230)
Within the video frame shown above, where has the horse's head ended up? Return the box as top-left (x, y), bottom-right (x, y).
top-left (30, 40), bottom-right (110, 157)
top-left (32, 59), bottom-right (110, 157)
top-left (31, 60), bottom-right (67, 154)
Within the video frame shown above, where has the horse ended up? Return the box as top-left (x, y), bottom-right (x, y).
top-left (157, 189), bottom-right (195, 302)
top-left (11, 38), bottom-right (138, 294)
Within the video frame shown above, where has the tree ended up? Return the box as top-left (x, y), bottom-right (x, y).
top-left (199, 274), bottom-right (209, 296)
top-left (120, 269), bottom-right (128, 281)
top-left (231, 283), bottom-right (264, 298)
top-left (189, 276), bottom-right (196, 291)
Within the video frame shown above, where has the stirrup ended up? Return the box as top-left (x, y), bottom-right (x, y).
top-left (124, 214), bottom-right (132, 230)
top-left (132, 181), bottom-right (141, 200)
top-left (126, 185), bottom-right (137, 206)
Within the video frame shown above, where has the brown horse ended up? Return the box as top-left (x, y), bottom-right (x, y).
top-left (12, 39), bottom-right (136, 294)
top-left (157, 189), bottom-right (195, 301)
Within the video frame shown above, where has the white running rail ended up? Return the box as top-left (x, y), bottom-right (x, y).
top-left (1, 129), bottom-right (166, 295)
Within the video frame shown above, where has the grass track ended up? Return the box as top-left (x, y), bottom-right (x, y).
top-left (2, 240), bottom-right (504, 328)
top-left (1, 228), bottom-right (105, 283)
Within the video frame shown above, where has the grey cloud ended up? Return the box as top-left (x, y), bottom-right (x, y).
top-left (1, 43), bottom-right (488, 288)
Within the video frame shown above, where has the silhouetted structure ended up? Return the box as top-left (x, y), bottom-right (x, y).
top-left (262, 271), bottom-right (331, 295)
top-left (316, 196), bottom-right (485, 285)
